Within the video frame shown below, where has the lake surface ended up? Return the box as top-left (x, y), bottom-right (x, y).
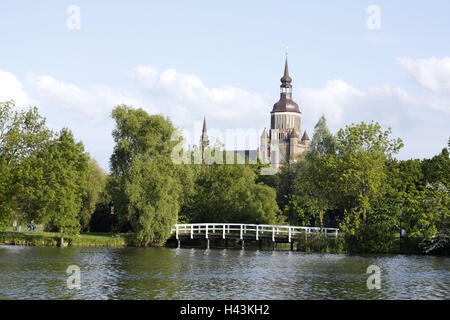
top-left (0, 245), bottom-right (448, 299)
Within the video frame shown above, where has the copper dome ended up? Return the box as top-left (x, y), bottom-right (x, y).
top-left (271, 95), bottom-right (301, 113)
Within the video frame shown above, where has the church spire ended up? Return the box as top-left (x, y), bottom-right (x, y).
top-left (200, 116), bottom-right (209, 151)
top-left (280, 50), bottom-right (292, 89)
top-left (202, 116), bottom-right (207, 134)
top-left (271, 51), bottom-right (300, 113)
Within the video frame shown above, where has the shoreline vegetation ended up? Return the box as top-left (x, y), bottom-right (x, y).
top-left (0, 231), bottom-right (129, 248)
top-left (1, 101), bottom-right (448, 255)
top-left (0, 230), bottom-right (430, 256)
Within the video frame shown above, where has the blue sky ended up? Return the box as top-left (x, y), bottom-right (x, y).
top-left (0, 0), bottom-right (449, 171)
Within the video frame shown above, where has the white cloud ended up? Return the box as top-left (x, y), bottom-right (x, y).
top-left (298, 79), bottom-right (365, 126)
top-left (0, 59), bottom-right (448, 170)
top-left (27, 73), bottom-right (156, 120)
top-left (397, 57), bottom-right (450, 93)
top-left (0, 70), bottom-right (29, 106)
top-left (129, 65), bottom-right (270, 129)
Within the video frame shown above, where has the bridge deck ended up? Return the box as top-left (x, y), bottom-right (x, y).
top-left (170, 223), bottom-right (339, 249)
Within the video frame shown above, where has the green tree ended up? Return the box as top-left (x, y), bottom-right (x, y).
top-left (292, 116), bottom-right (338, 231)
top-left (39, 129), bottom-right (89, 244)
top-left (109, 105), bottom-right (186, 246)
top-left (180, 161), bottom-right (280, 224)
top-left (336, 122), bottom-right (403, 252)
top-left (404, 182), bottom-right (449, 240)
top-left (78, 157), bottom-right (105, 231)
top-left (422, 148), bottom-right (449, 187)
top-left (336, 122), bottom-right (403, 224)
top-left (0, 101), bottom-right (53, 229)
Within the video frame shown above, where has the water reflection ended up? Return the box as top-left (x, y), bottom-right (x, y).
top-left (0, 245), bottom-right (448, 299)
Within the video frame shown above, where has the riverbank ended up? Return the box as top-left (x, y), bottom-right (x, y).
top-left (1, 230), bottom-right (345, 252)
top-left (0, 231), bottom-right (129, 248)
top-left (1, 230), bottom-right (446, 255)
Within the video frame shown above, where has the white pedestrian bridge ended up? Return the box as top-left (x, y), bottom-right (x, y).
top-left (170, 223), bottom-right (339, 249)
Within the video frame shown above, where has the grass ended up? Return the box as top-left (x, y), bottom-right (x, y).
top-left (0, 230), bottom-right (131, 248)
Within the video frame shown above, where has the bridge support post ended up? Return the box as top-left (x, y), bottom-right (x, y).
top-left (241, 240), bottom-right (244, 250)
top-left (273, 242), bottom-right (276, 250)
top-left (177, 239), bottom-right (181, 249)
top-left (206, 239), bottom-right (210, 249)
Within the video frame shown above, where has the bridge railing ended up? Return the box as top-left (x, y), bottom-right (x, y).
top-left (171, 223), bottom-right (339, 243)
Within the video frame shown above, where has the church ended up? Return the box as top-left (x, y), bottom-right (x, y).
top-left (259, 56), bottom-right (310, 171)
top-left (200, 56), bottom-right (310, 172)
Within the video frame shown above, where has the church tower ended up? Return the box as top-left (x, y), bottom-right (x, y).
top-left (259, 53), bottom-right (310, 171)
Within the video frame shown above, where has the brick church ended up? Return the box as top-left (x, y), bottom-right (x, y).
top-left (200, 56), bottom-right (310, 172)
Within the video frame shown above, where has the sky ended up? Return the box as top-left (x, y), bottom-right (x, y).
top-left (0, 0), bottom-right (449, 171)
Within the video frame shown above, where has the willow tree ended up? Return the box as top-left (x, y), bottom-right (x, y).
top-left (78, 158), bottom-right (105, 231)
top-left (109, 105), bottom-right (187, 246)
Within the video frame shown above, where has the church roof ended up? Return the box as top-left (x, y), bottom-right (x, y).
top-left (301, 130), bottom-right (310, 141)
top-left (271, 95), bottom-right (301, 113)
top-left (290, 129), bottom-right (299, 139)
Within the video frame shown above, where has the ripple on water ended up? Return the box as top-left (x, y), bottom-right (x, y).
top-left (0, 246), bottom-right (448, 299)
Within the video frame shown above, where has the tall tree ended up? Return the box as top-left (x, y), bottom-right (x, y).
top-left (0, 101), bottom-right (53, 229)
top-left (109, 105), bottom-right (186, 246)
top-left (335, 122), bottom-right (403, 224)
top-left (290, 116), bottom-right (337, 230)
top-left (39, 129), bottom-right (89, 243)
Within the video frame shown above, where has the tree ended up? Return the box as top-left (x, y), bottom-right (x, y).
top-left (422, 148), bottom-right (449, 187)
top-left (276, 159), bottom-right (298, 221)
top-left (180, 161), bottom-right (280, 224)
top-left (0, 101), bottom-right (53, 229)
top-left (126, 155), bottom-right (182, 245)
top-left (39, 129), bottom-right (89, 244)
top-left (404, 182), bottom-right (449, 240)
top-left (78, 157), bottom-right (105, 231)
top-left (109, 105), bottom-right (186, 246)
top-left (287, 116), bottom-right (338, 230)
top-left (335, 122), bottom-right (403, 223)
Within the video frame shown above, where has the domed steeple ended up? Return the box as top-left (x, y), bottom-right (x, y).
top-left (271, 55), bottom-right (301, 114)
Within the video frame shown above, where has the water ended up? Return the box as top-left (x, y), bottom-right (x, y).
top-left (0, 245), bottom-right (448, 299)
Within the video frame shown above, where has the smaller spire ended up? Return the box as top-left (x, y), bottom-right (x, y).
top-left (301, 131), bottom-right (310, 141)
top-left (202, 116), bottom-right (207, 134)
top-left (200, 116), bottom-right (209, 151)
top-left (290, 129), bottom-right (299, 139)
